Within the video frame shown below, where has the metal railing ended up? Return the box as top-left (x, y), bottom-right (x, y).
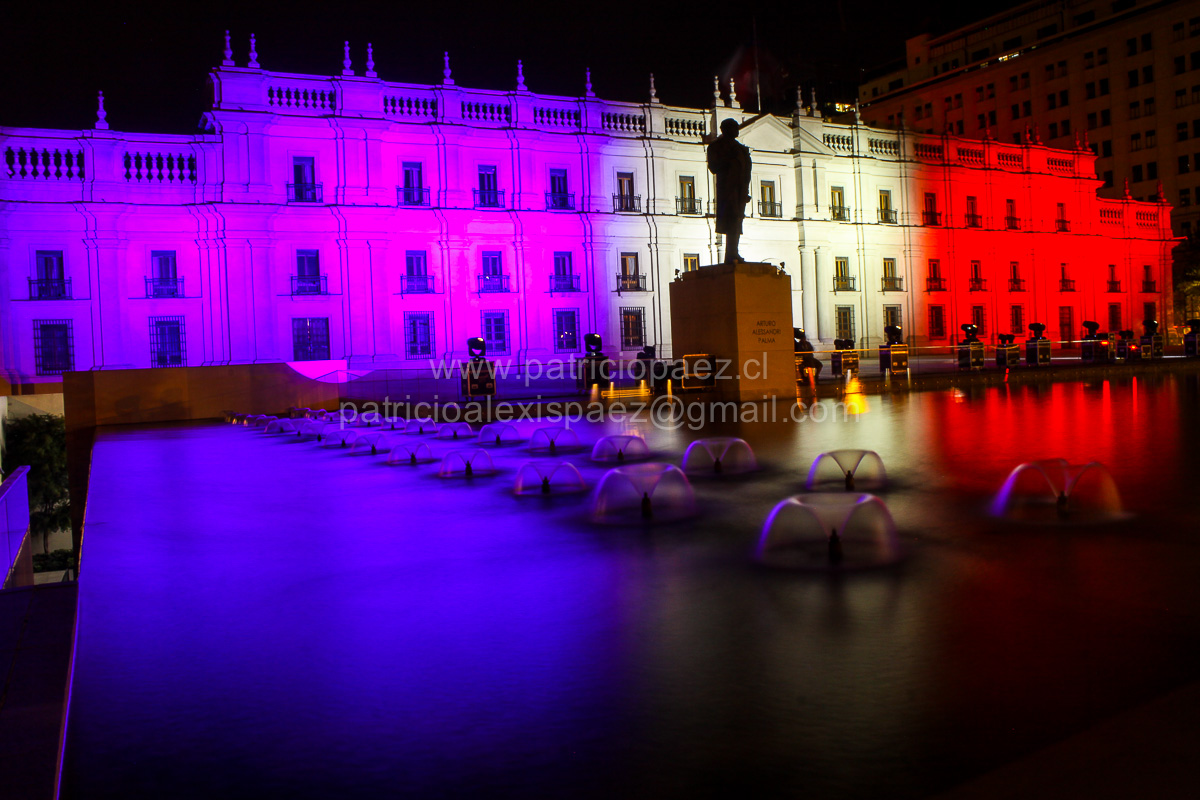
top-left (400, 275), bottom-right (435, 294)
top-left (477, 274), bottom-right (511, 293)
top-left (1, 467), bottom-right (32, 590)
top-left (145, 277), bottom-right (184, 298)
top-left (964, 212), bottom-right (982, 227)
top-left (922, 210), bottom-right (942, 225)
top-left (969, 277), bottom-right (988, 291)
top-left (831, 205), bottom-right (850, 221)
top-left (833, 275), bottom-right (857, 291)
top-left (1005, 216), bottom-right (1021, 230)
top-left (926, 276), bottom-right (947, 291)
top-left (1059, 278), bottom-right (1076, 291)
top-left (397, 187), bottom-right (431, 206)
top-left (616, 273), bottom-right (646, 292)
top-left (1142, 279), bottom-right (1158, 292)
top-left (878, 208), bottom-right (897, 223)
top-left (1009, 278), bottom-right (1026, 292)
top-left (28, 278), bottom-right (71, 300)
top-left (549, 274), bottom-right (580, 293)
top-left (474, 189), bottom-right (505, 208)
top-left (287, 183), bottom-right (322, 203)
top-left (291, 275), bottom-right (328, 295)
top-left (676, 197), bottom-right (704, 215)
top-left (759, 201), bottom-right (783, 218)
top-left (1107, 280), bottom-right (1122, 292)
top-left (546, 192), bottom-right (574, 210)
top-left (1056, 219), bottom-right (1071, 232)
top-left (613, 194), bottom-right (641, 212)
top-left (881, 276), bottom-right (903, 291)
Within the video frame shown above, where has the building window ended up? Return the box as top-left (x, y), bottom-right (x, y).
top-left (830, 186), bottom-right (848, 220)
top-left (760, 180), bottom-right (781, 217)
top-left (677, 175), bottom-right (701, 214)
top-left (482, 310), bottom-right (510, 355)
top-left (1005, 198), bottom-right (1019, 229)
top-left (148, 250), bottom-right (181, 297)
top-left (547, 168), bottom-right (572, 209)
top-left (928, 305), bottom-right (946, 339)
top-left (615, 171), bottom-right (639, 212)
top-left (1143, 65), bottom-right (1154, 83)
top-left (553, 309), bottom-right (580, 353)
top-left (883, 305), bottom-right (902, 331)
top-left (1132, 164), bottom-right (1144, 183)
top-left (32, 250), bottom-right (68, 299)
top-left (618, 252), bottom-right (643, 291)
top-left (1058, 306), bottom-right (1075, 345)
top-left (882, 258), bottom-right (901, 291)
top-left (1131, 132), bottom-right (1143, 151)
top-left (404, 312), bottom-right (434, 359)
top-left (833, 257), bottom-right (854, 291)
top-left (1010, 305), bottom-right (1025, 334)
top-left (683, 253), bottom-right (700, 273)
top-left (403, 251), bottom-right (433, 294)
top-left (150, 316), bottom-right (185, 367)
top-left (971, 306), bottom-right (987, 336)
top-left (1009, 261), bottom-right (1026, 291)
top-left (476, 165), bottom-right (502, 208)
top-left (33, 320), bottom-right (73, 375)
top-left (1108, 303), bottom-right (1122, 332)
top-left (922, 193), bottom-right (940, 225)
top-left (1099, 78), bottom-right (1109, 95)
top-left (835, 305), bottom-right (856, 343)
top-left (293, 249), bottom-right (324, 295)
top-left (289, 156), bottom-right (320, 202)
top-left (970, 260), bottom-right (986, 291)
top-left (292, 318), bottom-right (330, 361)
top-left (878, 190), bottom-right (896, 223)
top-left (551, 252), bottom-right (578, 292)
top-left (1180, 155), bottom-right (1192, 174)
top-left (620, 307), bottom-right (645, 349)
top-left (1144, 301), bottom-right (1157, 323)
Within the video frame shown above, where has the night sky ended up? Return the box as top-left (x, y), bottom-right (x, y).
top-left (2, 0), bottom-right (1019, 134)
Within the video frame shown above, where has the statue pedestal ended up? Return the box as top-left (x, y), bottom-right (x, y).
top-left (669, 262), bottom-right (794, 401)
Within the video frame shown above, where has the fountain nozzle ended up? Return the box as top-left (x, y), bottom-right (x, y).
top-left (845, 470), bottom-right (855, 491)
top-left (464, 461), bottom-right (473, 477)
top-left (541, 476), bottom-right (551, 494)
top-left (641, 492), bottom-right (652, 519)
top-left (828, 528), bottom-right (844, 565)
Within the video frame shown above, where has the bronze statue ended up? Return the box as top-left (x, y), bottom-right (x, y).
top-left (707, 117), bottom-right (752, 264)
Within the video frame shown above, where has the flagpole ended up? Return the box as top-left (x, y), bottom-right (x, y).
top-left (753, 17), bottom-right (762, 113)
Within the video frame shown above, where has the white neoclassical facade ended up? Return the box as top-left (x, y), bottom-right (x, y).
top-left (0, 40), bottom-right (1175, 386)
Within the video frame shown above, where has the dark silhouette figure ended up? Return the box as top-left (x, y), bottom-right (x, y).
top-left (828, 528), bottom-right (844, 565)
top-left (708, 118), bottom-right (752, 264)
top-left (1056, 492), bottom-right (1069, 519)
top-left (548, 439), bottom-right (557, 454)
top-left (463, 460), bottom-right (473, 477)
top-left (845, 470), bottom-right (855, 491)
top-left (616, 449), bottom-right (625, 463)
top-left (794, 328), bottom-right (823, 379)
top-left (409, 452), bottom-right (417, 465)
top-left (713, 458), bottom-right (723, 474)
top-left (541, 476), bottom-right (551, 494)
top-left (641, 492), bottom-right (653, 519)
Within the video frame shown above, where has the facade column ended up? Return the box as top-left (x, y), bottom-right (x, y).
top-left (814, 246), bottom-right (833, 345)
top-left (800, 247), bottom-right (818, 337)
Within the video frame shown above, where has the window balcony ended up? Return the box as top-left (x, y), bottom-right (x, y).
top-left (477, 273), bottom-right (511, 293)
top-left (1005, 215), bottom-right (1021, 230)
top-left (926, 276), bottom-right (947, 291)
top-left (146, 277), bottom-right (184, 298)
top-left (1107, 280), bottom-right (1122, 292)
top-left (1056, 219), bottom-right (1071, 232)
top-left (831, 205), bottom-right (850, 221)
top-left (397, 187), bottom-right (430, 207)
top-left (964, 212), bottom-right (983, 227)
top-left (878, 208), bottom-right (897, 223)
top-left (287, 183), bottom-right (322, 203)
top-left (833, 275), bottom-right (857, 291)
top-left (28, 278), bottom-right (71, 300)
top-left (969, 277), bottom-right (988, 291)
top-left (546, 192), bottom-right (575, 210)
top-left (616, 273), bottom-right (646, 292)
top-left (676, 197), bottom-right (704, 215)
top-left (613, 194), bottom-right (641, 212)
top-left (1009, 278), bottom-right (1026, 292)
top-left (1142, 279), bottom-right (1158, 292)
top-left (291, 275), bottom-right (328, 295)
top-left (549, 274), bottom-right (580, 293)
top-left (922, 210), bottom-right (943, 225)
top-left (474, 189), bottom-right (505, 209)
top-left (1059, 278), bottom-right (1076, 291)
top-left (881, 276), bottom-right (904, 291)
top-left (400, 275), bottom-right (435, 294)
top-left (759, 201), bottom-right (783, 218)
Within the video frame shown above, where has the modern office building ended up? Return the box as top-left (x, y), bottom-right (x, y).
top-left (860, 0), bottom-right (1200, 236)
top-left (0, 36), bottom-right (1174, 388)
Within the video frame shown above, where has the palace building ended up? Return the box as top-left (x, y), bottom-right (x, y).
top-left (0, 36), bottom-right (1175, 387)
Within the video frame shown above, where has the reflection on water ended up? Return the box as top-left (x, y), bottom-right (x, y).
top-left (64, 375), bottom-right (1200, 799)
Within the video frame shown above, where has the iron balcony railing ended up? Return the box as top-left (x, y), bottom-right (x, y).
top-left (397, 187), bottom-right (431, 207)
top-left (1107, 280), bottom-right (1122, 292)
top-left (831, 205), bottom-right (850, 221)
top-left (926, 276), bottom-right (947, 291)
top-left (287, 183), bottom-right (322, 203)
top-left (613, 194), bottom-right (641, 212)
top-left (969, 277), bottom-right (988, 291)
top-left (964, 212), bottom-right (983, 227)
top-left (28, 278), bottom-right (71, 300)
top-left (549, 274), bottom-right (580, 293)
top-left (400, 275), bottom-right (435, 294)
top-left (1056, 219), bottom-right (1071, 232)
top-left (1005, 216), bottom-right (1021, 230)
top-left (922, 210), bottom-right (942, 225)
top-left (291, 275), bottom-right (328, 295)
top-left (676, 197), bottom-right (704, 215)
top-left (759, 201), bottom-right (783, 218)
top-left (1142, 279), bottom-right (1158, 292)
top-left (146, 277), bottom-right (184, 298)
top-left (833, 275), bottom-right (857, 291)
top-left (546, 192), bottom-right (575, 210)
top-left (1009, 278), bottom-right (1027, 292)
top-left (878, 208), bottom-right (897, 223)
top-left (616, 273), bottom-right (646, 292)
top-left (478, 273), bottom-right (511, 293)
top-left (881, 276), bottom-right (903, 291)
top-left (474, 189), bottom-right (504, 208)
top-left (1059, 278), bottom-right (1077, 291)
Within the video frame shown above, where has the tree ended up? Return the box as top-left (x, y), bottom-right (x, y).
top-left (1173, 233), bottom-right (1200, 324)
top-left (2, 414), bottom-right (70, 554)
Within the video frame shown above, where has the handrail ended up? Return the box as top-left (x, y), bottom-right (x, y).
top-left (2, 466), bottom-right (32, 590)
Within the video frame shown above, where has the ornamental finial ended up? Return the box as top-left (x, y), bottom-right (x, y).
top-left (796, 86), bottom-right (803, 111)
top-left (222, 30), bottom-right (234, 66)
top-left (365, 43), bottom-right (376, 78)
top-left (95, 90), bottom-right (109, 130)
top-left (443, 52), bottom-right (454, 85)
top-left (585, 68), bottom-right (594, 97)
top-left (516, 59), bottom-right (527, 91)
top-left (728, 78), bottom-right (740, 108)
top-left (248, 34), bottom-right (259, 69)
top-left (342, 41), bottom-right (353, 76)
top-left (1123, 178), bottom-right (1131, 197)
top-left (714, 75), bottom-right (722, 107)
top-left (649, 73), bottom-right (659, 104)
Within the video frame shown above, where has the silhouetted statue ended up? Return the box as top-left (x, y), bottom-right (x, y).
top-left (828, 528), bottom-right (844, 565)
top-left (708, 118), bottom-right (752, 264)
top-left (641, 492), bottom-right (653, 519)
top-left (541, 476), bottom-right (551, 494)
